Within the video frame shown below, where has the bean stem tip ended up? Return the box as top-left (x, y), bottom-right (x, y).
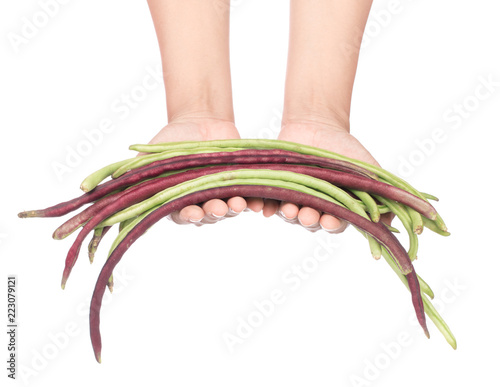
top-left (18, 210), bottom-right (41, 218)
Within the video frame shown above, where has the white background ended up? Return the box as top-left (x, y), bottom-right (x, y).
top-left (1, 0), bottom-right (499, 386)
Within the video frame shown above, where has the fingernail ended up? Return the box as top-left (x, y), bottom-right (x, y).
top-left (279, 210), bottom-right (293, 220)
top-left (298, 217), bottom-right (319, 230)
top-left (320, 224), bottom-right (342, 233)
top-left (227, 207), bottom-right (240, 216)
top-left (209, 213), bottom-right (224, 219)
top-left (188, 217), bottom-right (203, 223)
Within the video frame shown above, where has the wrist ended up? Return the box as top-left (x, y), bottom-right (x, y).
top-left (282, 104), bottom-right (350, 133)
top-left (168, 115), bottom-right (235, 127)
top-left (166, 78), bottom-right (234, 124)
top-left (283, 76), bottom-right (352, 133)
top-left (168, 108), bottom-right (235, 125)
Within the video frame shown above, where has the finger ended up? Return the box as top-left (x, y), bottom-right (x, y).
top-left (319, 214), bottom-right (349, 234)
top-left (246, 197), bottom-right (264, 213)
top-left (262, 199), bottom-right (279, 218)
top-left (299, 220), bottom-right (322, 232)
top-left (201, 199), bottom-right (229, 224)
top-left (278, 202), bottom-right (299, 223)
top-left (297, 207), bottom-right (321, 232)
top-left (226, 196), bottom-right (246, 217)
top-left (168, 205), bottom-right (204, 225)
top-left (297, 207), bottom-right (320, 226)
top-left (202, 199), bottom-right (229, 217)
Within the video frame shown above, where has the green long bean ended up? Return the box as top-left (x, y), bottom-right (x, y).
top-left (374, 196), bottom-right (419, 261)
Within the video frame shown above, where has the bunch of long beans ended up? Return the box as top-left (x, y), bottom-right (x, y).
top-left (18, 139), bottom-right (455, 363)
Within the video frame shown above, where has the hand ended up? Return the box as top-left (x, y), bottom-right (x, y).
top-left (275, 0), bottom-right (377, 233)
top-left (147, 117), bottom-right (267, 225)
top-left (264, 119), bottom-right (387, 233)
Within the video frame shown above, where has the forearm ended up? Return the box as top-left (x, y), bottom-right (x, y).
top-left (147, 0), bottom-right (234, 123)
top-left (283, 0), bottom-right (373, 130)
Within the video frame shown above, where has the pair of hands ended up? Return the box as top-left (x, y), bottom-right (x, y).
top-left (147, 117), bottom-right (382, 233)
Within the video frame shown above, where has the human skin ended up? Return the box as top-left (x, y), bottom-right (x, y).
top-left (145, 0), bottom-right (246, 225)
top-left (275, 0), bottom-right (377, 232)
top-left (146, 0), bottom-right (379, 230)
